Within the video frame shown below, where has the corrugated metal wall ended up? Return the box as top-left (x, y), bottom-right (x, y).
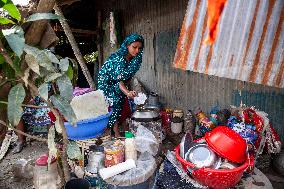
top-left (110, 0), bottom-right (284, 141)
top-left (173, 0), bottom-right (284, 88)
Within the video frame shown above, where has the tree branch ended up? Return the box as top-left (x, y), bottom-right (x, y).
top-left (0, 101), bottom-right (49, 109)
top-left (0, 39), bottom-right (71, 182)
top-left (54, 3), bottom-right (95, 90)
top-left (0, 120), bottom-right (47, 142)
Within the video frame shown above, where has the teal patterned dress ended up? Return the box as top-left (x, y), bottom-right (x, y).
top-left (98, 34), bottom-right (144, 128)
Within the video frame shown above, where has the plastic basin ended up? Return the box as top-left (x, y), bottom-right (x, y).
top-left (205, 126), bottom-right (247, 163)
top-left (64, 112), bottom-right (111, 140)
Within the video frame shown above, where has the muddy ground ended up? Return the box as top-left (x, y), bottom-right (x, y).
top-left (0, 139), bottom-right (48, 189)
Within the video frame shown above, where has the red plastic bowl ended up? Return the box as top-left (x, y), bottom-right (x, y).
top-left (205, 126), bottom-right (247, 163)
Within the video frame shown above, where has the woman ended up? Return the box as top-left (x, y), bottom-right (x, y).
top-left (98, 33), bottom-right (144, 137)
top-left (13, 85), bottom-right (53, 153)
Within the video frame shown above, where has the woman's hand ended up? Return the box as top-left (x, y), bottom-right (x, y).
top-left (119, 81), bottom-right (137, 99)
top-left (127, 90), bottom-right (137, 99)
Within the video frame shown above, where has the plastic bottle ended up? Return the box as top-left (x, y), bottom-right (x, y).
top-left (124, 131), bottom-right (137, 161)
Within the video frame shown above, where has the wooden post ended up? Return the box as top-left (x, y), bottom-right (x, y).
top-left (97, 10), bottom-right (103, 69)
top-left (54, 3), bottom-right (96, 90)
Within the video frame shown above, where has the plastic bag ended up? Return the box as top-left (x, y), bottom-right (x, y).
top-left (135, 125), bottom-right (159, 156)
top-left (105, 152), bottom-right (156, 186)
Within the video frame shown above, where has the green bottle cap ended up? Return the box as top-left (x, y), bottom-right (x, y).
top-left (125, 131), bottom-right (134, 138)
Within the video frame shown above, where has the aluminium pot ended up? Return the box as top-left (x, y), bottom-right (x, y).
top-left (131, 108), bottom-right (160, 122)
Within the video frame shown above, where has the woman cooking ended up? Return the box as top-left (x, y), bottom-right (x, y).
top-left (98, 33), bottom-right (144, 137)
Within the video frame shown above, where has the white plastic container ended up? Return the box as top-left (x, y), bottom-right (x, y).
top-left (124, 131), bottom-right (137, 161)
top-left (171, 122), bottom-right (183, 134)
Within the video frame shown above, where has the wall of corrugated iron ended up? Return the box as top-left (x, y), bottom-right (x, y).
top-left (173, 0), bottom-right (284, 88)
top-left (110, 0), bottom-right (284, 140)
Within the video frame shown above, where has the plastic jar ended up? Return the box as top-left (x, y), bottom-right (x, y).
top-left (124, 131), bottom-right (137, 161)
top-left (33, 154), bottom-right (59, 189)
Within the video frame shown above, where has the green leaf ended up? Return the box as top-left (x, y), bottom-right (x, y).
top-left (2, 61), bottom-right (15, 79)
top-left (26, 13), bottom-right (62, 22)
top-left (25, 54), bottom-right (40, 75)
top-left (56, 74), bottom-right (73, 102)
top-left (50, 94), bottom-right (77, 126)
top-left (2, 26), bottom-right (25, 57)
top-left (7, 83), bottom-right (25, 126)
top-left (44, 50), bottom-right (59, 64)
top-left (54, 117), bottom-right (62, 133)
top-left (66, 65), bottom-right (74, 80)
top-left (39, 67), bottom-right (52, 77)
top-left (0, 54), bottom-right (5, 64)
top-left (12, 56), bottom-right (21, 74)
top-left (38, 83), bottom-right (48, 100)
top-left (59, 57), bottom-right (69, 72)
top-left (2, 0), bottom-right (21, 21)
top-left (67, 140), bottom-right (82, 160)
top-left (44, 72), bottom-right (62, 82)
top-left (22, 68), bottom-right (30, 87)
top-left (0, 16), bottom-right (15, 24)
top-left (24, 45), bottom-right (55, 71)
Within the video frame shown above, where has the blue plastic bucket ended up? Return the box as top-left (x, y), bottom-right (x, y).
top-left (64, 111), bottom-right (112, 140)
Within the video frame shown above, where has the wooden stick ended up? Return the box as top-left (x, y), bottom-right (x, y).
top-left (0, 120), bottom-right (47, 142)
top-left (54, 3), bottom-right (96, 90)
top-left (97, 10), bottom-right (103, 69)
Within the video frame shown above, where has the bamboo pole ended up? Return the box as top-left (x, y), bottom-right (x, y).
top-left (97, 10), bottom-right (103, 69)
top-left (54, 3), bottom-right (96, 90)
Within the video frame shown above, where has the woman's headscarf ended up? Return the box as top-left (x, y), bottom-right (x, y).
top-left (117, 33), bottom-right (144, 57)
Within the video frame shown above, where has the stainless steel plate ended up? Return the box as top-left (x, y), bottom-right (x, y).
top-left (185, 143), bottom-right (221, 169)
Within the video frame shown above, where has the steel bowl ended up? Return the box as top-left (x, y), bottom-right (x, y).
top-left (185, 143), bottom-right (221, 169)
top-left (131, 108), bottom-right (160, 122)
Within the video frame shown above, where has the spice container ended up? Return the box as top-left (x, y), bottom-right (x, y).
top-left (173, 109), bottom-right (183, 119)
top-left (184, 110), bottom-right (195, 133)
top-left (124, 131), bottom-right (137, 161)
top-left (171, 117), bottom-right (183, 134)
top-left (104, 140), bottom-right (124, 167)
top-left (160, 109), bottom-right (172, 134)
top-left (196, 111), bottom-right (215, 129)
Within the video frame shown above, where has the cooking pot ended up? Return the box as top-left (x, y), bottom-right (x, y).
top-left (131, 108), bottom-right (160, 122)
top-left (144, 92), bottom-right (161, 110)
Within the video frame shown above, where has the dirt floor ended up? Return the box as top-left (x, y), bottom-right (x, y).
top-left (1, 134), bottom-right (284, 189)
top-left (0, 139), bottom-right (48, 189)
